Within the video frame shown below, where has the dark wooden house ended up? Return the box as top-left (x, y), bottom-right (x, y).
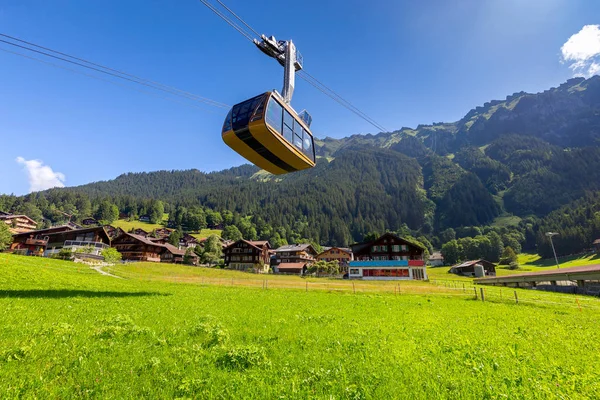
top-left (348, 233), bottom-right (427, 280)
top-left (112, 232), bottom-right (164, 262)
top-left (11, 226), bottom-right (111, 257)
top-left (223, 240), bottom-right (271, 272)
top-left (273, 244), bottom-right (317, 275)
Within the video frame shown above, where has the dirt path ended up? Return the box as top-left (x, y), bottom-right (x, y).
top-left (90, 265), bottom-right (123, 279)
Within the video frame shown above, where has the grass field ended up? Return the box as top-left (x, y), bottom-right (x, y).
top-left (1, 253), bottom-right (600, 398)
top-left (190, 229), bottom-right (223, 240)
top-left (110, 218), bottom-right (167, 233)
top-left (110, 217), bottom-right (221, 239)
top-left (517, 252), bottom-right (600, 269)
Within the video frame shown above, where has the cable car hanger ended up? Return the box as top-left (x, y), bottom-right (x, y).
top-left (221, 33), bottom-right (316, 175)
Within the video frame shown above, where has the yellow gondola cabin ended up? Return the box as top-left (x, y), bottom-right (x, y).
top-left (222, 91), bottom-right (315, 175)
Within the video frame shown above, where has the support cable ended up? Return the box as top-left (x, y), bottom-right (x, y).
top-left (0, 36), bottom-right (229, 109)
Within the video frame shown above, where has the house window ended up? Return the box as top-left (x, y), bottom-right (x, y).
top-left (380, 245), bottom-right (388, 252)
top-left (392, 245), bottom-right (400, 252)
top-left (350, 269), bottom-right (360, 275)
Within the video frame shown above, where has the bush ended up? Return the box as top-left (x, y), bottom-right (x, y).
top-left (508, 261), bottom-right (520, 270)
top-left (102, 248), bottom-right (122, 264)
top-left (56, 248), bottom-right (73, 260)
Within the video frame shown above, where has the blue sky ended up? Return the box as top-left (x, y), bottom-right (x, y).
top-left (0, 0), bottom-right (599, 195)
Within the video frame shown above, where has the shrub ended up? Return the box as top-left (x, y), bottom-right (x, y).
top-left (102, 248), bottom-right (122, 264)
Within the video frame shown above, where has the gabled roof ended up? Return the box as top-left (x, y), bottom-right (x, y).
top-left (317, 247), bottom-right (353, 256)
top-left (275, 244), bottom-right (315, 253)
top-left (350, 232), bottom-right (426, 253)
top-left (12, 225), bottom-right (76, 237)
top-left (224, 239), bottom-right (270, 251)
top-left (117, 232), bottom-right (164, 247)
top-left (451, 259), bottom-right (495, 269)
top-left (248, 240), bottom-right (270, 248)
top-left (0, 214), bottom-right (37, 224)
top-left (277, 262), bottom-right (307, 270)
top-left (429, 252), bottom-right (444, 260)
top-left (593, 239), bottom-right (600, 245)
top-left (163, 243), bottom-right (186, 256)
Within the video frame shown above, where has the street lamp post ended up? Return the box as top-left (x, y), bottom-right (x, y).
top-left (546, 232), bottom-right (560, 269)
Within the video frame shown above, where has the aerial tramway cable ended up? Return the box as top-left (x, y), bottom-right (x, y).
top-left (0, 35), bottom-right (230, 110)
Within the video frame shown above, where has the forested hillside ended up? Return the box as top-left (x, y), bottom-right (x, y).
top-left (3, 76), bottom-right (600, 257)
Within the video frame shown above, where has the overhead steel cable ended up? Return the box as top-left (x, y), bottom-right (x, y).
top-left (0, 33), bottom-right (229, 109)
top-left (0, 47), bottom-right (221, 113)
top-left (214, 0), bottom-right (261, 39)
top-left (198, 0), bottom-right (389, 132)
top-left (0, 36), bottom-right (230, 109)
top-left (197, 0), bottom-right (255, 43)
top-left (298, 71), bottom-right (388, 132)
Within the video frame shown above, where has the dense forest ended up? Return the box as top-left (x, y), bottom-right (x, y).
top-left (3, 76), bottom-right (600, 261)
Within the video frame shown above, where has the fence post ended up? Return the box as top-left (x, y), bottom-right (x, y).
top-left (398, 283), bottom-right (401, 295)
top-left (480, 287), bottom-right (485, 302)
top-left (463, 283), bottom-right (465, 293)
top-left (474, 287), bottom-right (478, 300)
top-left (500, 288), bottom-right (502, 300)
top-left (514, 290), bottom-right (518, 304)
top-left (353, 282), bottom-right (356, 294)
top-left (576, 298), bottom-right (582, 312)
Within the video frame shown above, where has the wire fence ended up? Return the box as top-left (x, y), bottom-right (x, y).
top-left (100, 266), bottom-right (600, 311)
top-left (4, 254), bottom-right (599, 312)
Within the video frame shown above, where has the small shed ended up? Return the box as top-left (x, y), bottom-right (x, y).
top-left (593, 239), bottom-right (600, 253)
top-left (449, 260), bottom-right (496, 277)
top-left (429, 252), bottom-right (444, 267)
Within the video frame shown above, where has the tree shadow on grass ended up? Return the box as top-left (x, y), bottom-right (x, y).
top-left (0, 289), bottom-right (171, 299)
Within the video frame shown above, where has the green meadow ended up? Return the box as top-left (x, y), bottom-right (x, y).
top-left (1, 253), bottom-right (600, 399)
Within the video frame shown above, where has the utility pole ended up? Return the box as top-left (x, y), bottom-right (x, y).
top-left (546, 232), bottom-right (560, 269)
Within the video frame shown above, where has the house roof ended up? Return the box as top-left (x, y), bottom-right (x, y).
top-left (0, 214), bottom-right (37, 224)
top-left (277, 262), bottom-right (307, 271)
top-left (224, 239), bottom-right (270, 252)
top-left (248, 240), bottom-right (269, 247)
top-left (351, 232), bottom-right (426, 254)
top-left (120, 232), bottom-right (163, 247)
top-left (275, 244), bottom-right (314, 252)
top-left (163, 243), bottom-right (186, 256)
top-left (451, 259), bottom-right (495, 269)
top-left (593, 239), bottom-right (600, 245)
top-left (317, 247), bottom-right (352, 256)
top-left (429, 252), bottom-right (444, 260)
top-left (12, 225), bottom-right (76, 237)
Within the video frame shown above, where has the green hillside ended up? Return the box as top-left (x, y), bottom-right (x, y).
top-left (3, 76), bottom-right (600, 257)
top-left (2, 253), bottom-right (600, 398)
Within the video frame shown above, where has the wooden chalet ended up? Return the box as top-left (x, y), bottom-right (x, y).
top-left (161, 243), bottom-right (188, 264)
top-left (273, 244), bottom-right (317, 275)
top-left (223, 240), bottom-right (271, 273)
top-left (180, 233), bottom-right (201, 249)
top-left (152, 228), bottom-right (173, 239)
top-left (11, 226), bottom-right (111, 257)
top-left (112, 232), bottom-right (164, 262)
top-left (1, 214), bottom-right (38, 233)
top-left (349, 233), bottom-right (426, 280)
top-left (316, 247), bottom-right (354, 271)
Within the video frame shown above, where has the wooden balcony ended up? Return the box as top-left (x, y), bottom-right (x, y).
top-left (25, 238), bottom-right (48, 246)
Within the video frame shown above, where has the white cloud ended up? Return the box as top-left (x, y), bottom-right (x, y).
top-left (561, 25), bottom-right (600, 78)
top-left (16, 157), bottom-right (66, 192)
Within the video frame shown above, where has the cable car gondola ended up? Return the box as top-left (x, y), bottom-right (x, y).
top-left (222, 91), bottom-right (315, 175)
